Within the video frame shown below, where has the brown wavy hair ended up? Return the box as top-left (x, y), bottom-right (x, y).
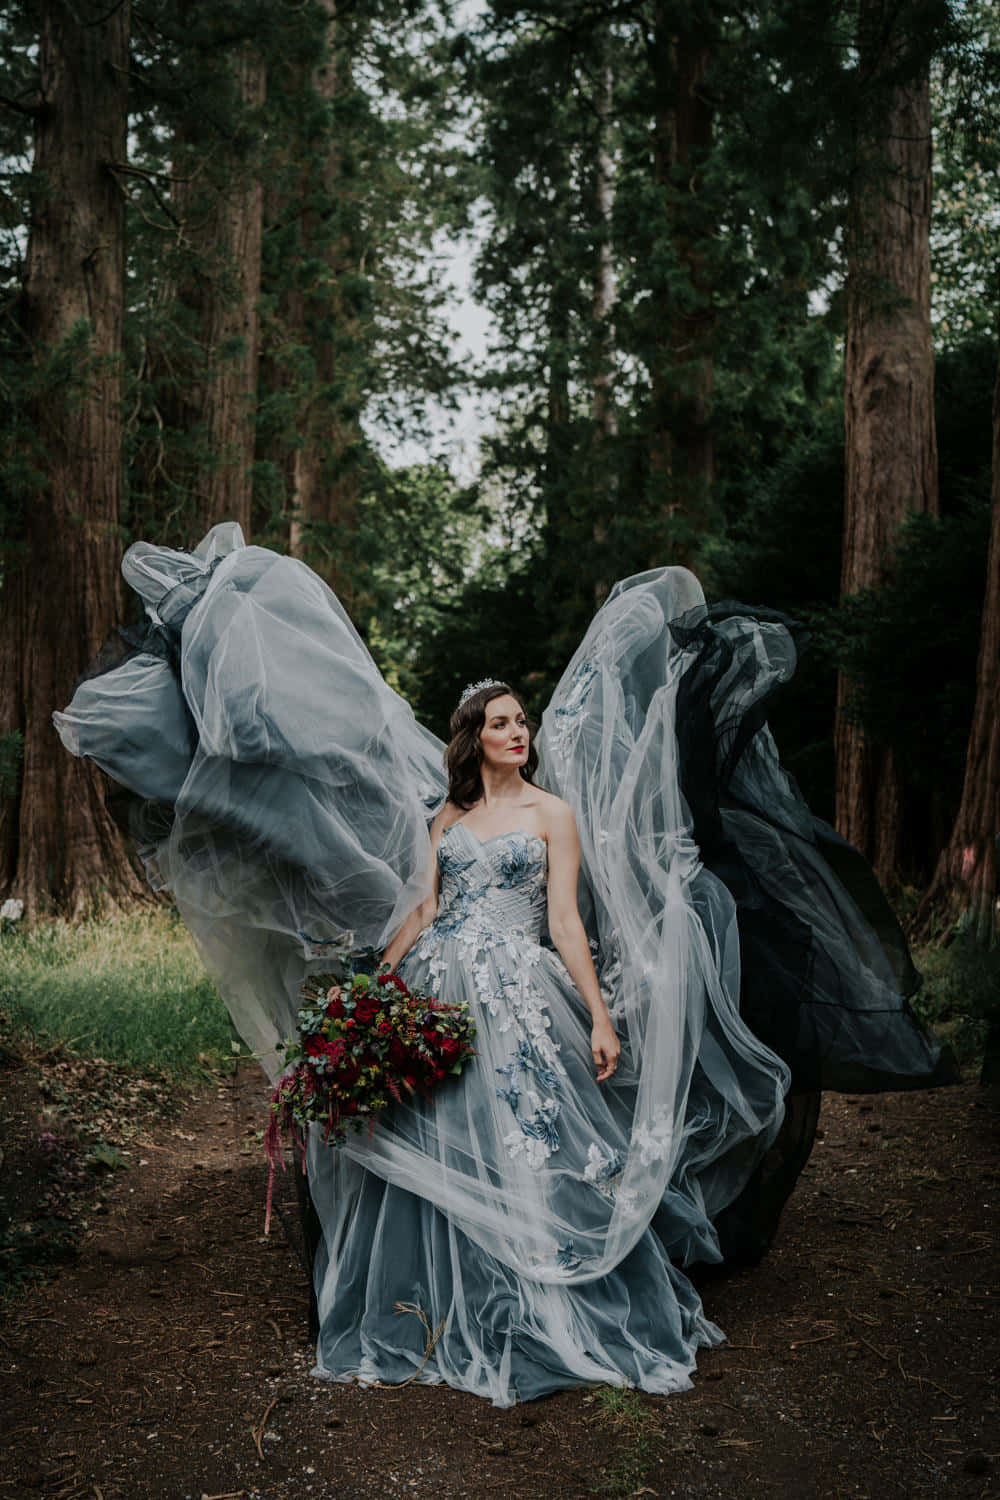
top-left (445, 682), bottom-right (539, 811)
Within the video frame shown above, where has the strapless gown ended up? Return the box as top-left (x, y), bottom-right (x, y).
top-left (309, 822), bottom-right (750, 1403)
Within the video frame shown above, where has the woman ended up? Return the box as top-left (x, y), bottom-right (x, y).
top-left (54, 522), bottom-right (948, 1405)
top-left (306, 674), bottom-right (771, 1401)
top-left (382, 682), bottom-right (621, 1075)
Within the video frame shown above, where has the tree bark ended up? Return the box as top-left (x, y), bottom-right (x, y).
top-left (286, 20), bottom-right (361, 603)
top-left (836, 0), bottom-right (939, 880)
top-left (171, 41), bottom-right (266, 541)
top-left (647, 2), bottom-right (714, 564)
top-left (591, 50), bottom-right (618, 604)
top-left (915, 320), bottom-right (1000, 941)
top-left (0, 0), bottom-right (147, 917)
top-left (591, 57), bottom-right (618, 447)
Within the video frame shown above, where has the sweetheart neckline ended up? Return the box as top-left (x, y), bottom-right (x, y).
top-left (441, 823), bottom-right (547, 852)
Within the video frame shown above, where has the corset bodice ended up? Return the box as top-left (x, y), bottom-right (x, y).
top-left (432, 823), bottom-right (548, 946)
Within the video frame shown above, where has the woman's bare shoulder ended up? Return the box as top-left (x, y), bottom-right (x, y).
top-left (532, 788), bottom-right (577, 832)
top-left (431, 800), bottom-right (470, 837)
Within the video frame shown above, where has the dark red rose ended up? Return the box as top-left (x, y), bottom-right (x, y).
top-left (388, 1037), bottom-right (409, 1068)
top-left (377, 1021), bottom-right (392, 1035)
top-left (325, 987), bottom-right (345, 1018)
top-left (345, 1018), bottom-right (356, 1030)
top-left (441, 1037), bottom-right (462, 1061)
top-left (353, 993), bottom-right (381, 1025)
top-left (305, 1036), bottom-right (341, 1062)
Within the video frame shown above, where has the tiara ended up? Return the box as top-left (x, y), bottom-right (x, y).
top-left (458, 677), bottom-right (505, 708)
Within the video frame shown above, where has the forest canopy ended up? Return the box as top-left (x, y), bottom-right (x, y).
top-left (0, 0), bottom-right (997, 936)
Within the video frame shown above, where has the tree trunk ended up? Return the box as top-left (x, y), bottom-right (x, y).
top-left (592, 57), bottom-right (618, 447)
top-left (591, 50), bottom-right (618, 604)
top-left (542, 282), bottom-right (573, 587)
top-left (271, 6), bottom-right (361, 602)
top-left (647, 2), bottom-right (714, 564)
top-left (836, 0), bottom-right (939, 881)
top-left (172, 42), bottom-right (266, 541)
top-left (915, 319), bottom-right (1000, 941)
top-left (0, 0), bottom-right (147, 917)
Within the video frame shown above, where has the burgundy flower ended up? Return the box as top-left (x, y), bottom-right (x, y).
top-left (353, 993), bottom-right (382, 1025)
top-left (267, 961), bottom-right (475, 1230)
top-left (305, 1036), bottom-right (342, 1063)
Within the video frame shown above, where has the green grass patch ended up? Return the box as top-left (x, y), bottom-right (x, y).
top-left (0, 907), bottom-right (244, 1078)
top-left (590, 1384), bottom-right (660, 1497)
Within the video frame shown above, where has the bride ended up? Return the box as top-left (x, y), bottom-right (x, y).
top-left (382, 681), bottom-right (622, 1072)
top-left (53, 521), bottom-right (948, 1405)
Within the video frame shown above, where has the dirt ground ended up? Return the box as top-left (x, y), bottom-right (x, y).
top-left (1, 1050), bottom-right (997, 1500)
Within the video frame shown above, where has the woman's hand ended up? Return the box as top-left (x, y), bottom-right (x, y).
top-left (591, 1015), bottom-right (621, 1082)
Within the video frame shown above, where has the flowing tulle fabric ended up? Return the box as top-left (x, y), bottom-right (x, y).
top-left (53, 524), bottom-right (948, 1403)
top-left (56, 523), bottom-right (445, 1077)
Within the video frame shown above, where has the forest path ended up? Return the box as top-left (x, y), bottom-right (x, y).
top-left (1, 1062), bottom-right (997, 1500)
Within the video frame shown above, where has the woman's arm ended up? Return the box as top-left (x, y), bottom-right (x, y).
top-left (380, 806), bottom-right (448, 971)
top-left (545, 800), bottom-right (621, 1081)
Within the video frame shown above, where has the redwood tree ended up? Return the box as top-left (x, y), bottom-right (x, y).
top-left (646, 0), bottom-right (716, 562)
top-left (916, 320), bottom-right (1000, 940)
top-left (590, 39), bottom-right (618, 602)
top-left (274, 4), bottom-right (362, 600)
top-left (168, 27), bottom-right (266, 540)
top-left (835, 0), bottom-right (941, 881)
top-left (0, 0), bottom-right (147, 916)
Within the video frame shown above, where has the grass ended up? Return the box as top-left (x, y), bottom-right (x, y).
top-left (590, 1384), bottom-right (661, 1496)
top-left (0, 906), bottom-right (245, 1078)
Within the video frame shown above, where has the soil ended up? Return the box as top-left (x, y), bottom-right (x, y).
top-left (1, 1049), bottom-right (997, 1500)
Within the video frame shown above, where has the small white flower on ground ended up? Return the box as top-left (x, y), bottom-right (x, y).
top-left (0, 898), bottom-right (23, 922)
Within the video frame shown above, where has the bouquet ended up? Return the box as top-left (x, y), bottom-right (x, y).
top-left (264, 948), bottom-right (476, 1231)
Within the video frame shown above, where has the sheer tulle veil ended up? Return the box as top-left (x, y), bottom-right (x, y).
top-left (53, 523), bottom-right (947, 1286)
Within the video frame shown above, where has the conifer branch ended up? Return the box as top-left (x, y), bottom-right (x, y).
top-left (106, 161), bottom-right (181, 228)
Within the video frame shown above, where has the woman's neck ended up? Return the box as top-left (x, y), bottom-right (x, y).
top-left (478, 765), bottom-right (526, 804)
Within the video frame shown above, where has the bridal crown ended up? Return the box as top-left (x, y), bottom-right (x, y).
top-left (458, 678), bottom-right (506, 708)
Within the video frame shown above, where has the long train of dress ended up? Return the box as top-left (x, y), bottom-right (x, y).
top-left (53, 522), bottom-right (950, 1404)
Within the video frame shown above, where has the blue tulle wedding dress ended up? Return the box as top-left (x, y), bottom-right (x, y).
top-left (54, 522), bottom-right (949, 1405)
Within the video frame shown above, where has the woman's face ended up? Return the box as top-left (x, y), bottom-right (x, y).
top-left (478, 694), bottom-right (529, 772)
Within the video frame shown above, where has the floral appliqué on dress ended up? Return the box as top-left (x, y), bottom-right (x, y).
top-left (415, 827), bottom-right (566, 1171)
